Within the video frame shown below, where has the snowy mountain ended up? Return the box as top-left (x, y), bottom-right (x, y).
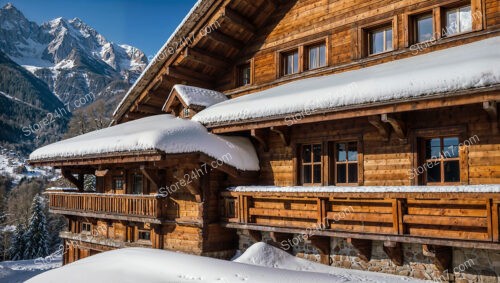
top-left (0, 3), bottom-right (148, 104)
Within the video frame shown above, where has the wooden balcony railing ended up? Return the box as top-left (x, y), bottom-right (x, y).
top-left (220, 191), bottom-right (500, 249)
top-left (47, 192), bottom-right (167, 222)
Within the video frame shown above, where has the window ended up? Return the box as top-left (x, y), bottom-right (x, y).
top-left (132, 174), bottom-right (143, 195)
top-left (113, 177), bottom-right (124, 191)
top-left (424, 137), bottom-right (460, 184)
top-left (81, 223), bottom-right (92, 234)
top-left (138, 230), bottom-right (151, 241)
top-left (444, 5), bottom-right (472, 36)
top-left (368, 25), bottom-right (393, 55)
top-left (237, 63), bottom-right (251, 86)
top-left (282, 50), bottom-right (299, 75)
top-left (334, 142), bottom-right (358, 184)
top-left (182, 108), bottom-right (190, 118)
top-left (413, 13), bottom-right (434, 43)
top-left (300, 144), bottom-right (322, 185)
top-left (307, 43), bottom-right (326, 70)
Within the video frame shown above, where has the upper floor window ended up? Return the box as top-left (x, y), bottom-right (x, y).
top-left (113, 177), bottom-right (124, 191)
top-left (182, 108), bottom-right (190, 118)
top-left (334, 142), bottom-right (358, 184)
top-left (444, 5), bottom-right (472, 36)
top-left (138, 229), bottom-right (151, 241)
top-left (423, 137), bottom-right (460, 184)
top-left (300, 144), bottom-right (322, 185)
top-left (368, 25), bottom-right (393, 55)
top-left (237, 63), bottom-right (251, 86)
top-left (413, 13), bottom-right (434, 43)
top-left (306, 43), bottom-right (326, 70)
top-left (282, 50), bottom-right (299, 76)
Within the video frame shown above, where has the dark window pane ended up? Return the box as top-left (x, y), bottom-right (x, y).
top-left (425, 138), bottom-right (441, 159)
top-left (303, 165), bottom-right (312, 184)
top-left (337, 164), bottom-right (346, 183)
top-left (313, 144), bottom-right (322, 162)
top-left (426, 161), bottom-right (441, 183)
top-left (443, 137), bottom-right (459, 158)
top-left (133, 175), bottom-right (143, 195)
top-left (313, 165), bottom-right (322, 183)
top-left (336, 143), bottom-right (347, 162)
top-left (347, 142), bottom-right (358, 161)
top-left (302, 145), bottom-right (311, 163)
top-left (444, 161), bottom-right (460, 182)
top-left (416, 14), bottom-right (433, 42)
top-left (348, 164), bottom-right (358, 183)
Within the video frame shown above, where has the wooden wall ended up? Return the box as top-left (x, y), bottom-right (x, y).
top-left (217, 0), bottom-right (499, 94)
top-left (257, 103), bottom-right (500, 186)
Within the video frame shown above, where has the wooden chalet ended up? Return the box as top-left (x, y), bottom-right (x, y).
top-left (30, 0), bottom-right (500, 281)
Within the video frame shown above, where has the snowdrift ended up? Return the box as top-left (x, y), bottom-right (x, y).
top-left (27, 243), bottom-right (428, 283)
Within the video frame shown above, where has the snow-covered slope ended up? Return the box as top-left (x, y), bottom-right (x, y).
top-left (26, 244), bottom-right (429, 283)
top-left (0, 3), bottom-right (148, 104)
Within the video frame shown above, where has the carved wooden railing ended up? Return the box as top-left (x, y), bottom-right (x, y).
top-left (220, 191), bottom-right (500, 248)
top-left (47, 192), bottom-right (167, 220)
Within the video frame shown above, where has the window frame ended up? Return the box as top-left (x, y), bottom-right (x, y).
top-left (81, 222), bottom-right (92, 234)
top-left (332, 141), bottom-right (360, 186)
top-left (412, 12), bottom-right (434, 44)
top-left (237, 63), bottom-right (252, 86)
top-left (442, 3), bottom-right (473, 37)
top-left (137, 229), bottom-right (151, 242)
top-left (113, 176), bottom-right (124, 192)
top-left (281, 49), bottom-right (300, 76)
top-left (422, 136), bottom-right (461, 185)
top-left (132, 173), bottom-right (143, 195)
top-left (305, 42), bottom-right (327, 70)
top-left (367, 25), bottom-right (394, 55)
top-left (299, 143), bottom-right (323, 186)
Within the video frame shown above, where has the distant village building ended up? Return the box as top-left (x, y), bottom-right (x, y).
top-left (30, 0), bottom-right (500, 281)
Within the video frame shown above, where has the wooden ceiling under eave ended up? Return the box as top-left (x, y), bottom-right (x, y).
top-left (120, 0), bottom-right (287, 123)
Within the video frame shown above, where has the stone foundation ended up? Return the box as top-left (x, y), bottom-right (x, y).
top-left (237, 230), bottom-right (500, 282)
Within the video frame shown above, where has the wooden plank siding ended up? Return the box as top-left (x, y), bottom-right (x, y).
top-left (221, 191), bottom-right (500, 248)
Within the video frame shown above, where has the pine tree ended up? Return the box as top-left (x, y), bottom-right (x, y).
top-left (9, 223), bottom-right (26, 260)
top-left (23, 194), bottom-right (49, 259)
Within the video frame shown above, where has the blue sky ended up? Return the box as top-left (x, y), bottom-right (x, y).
top-left (2, 0), bottom-right (197, 58)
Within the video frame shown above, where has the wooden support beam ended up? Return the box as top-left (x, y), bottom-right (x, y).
top-left (62, 169), bottom-right (83, 191)
top-left (140, 165), bottom-right (161, 188)
top-left (381, 114), bottom-right (406, 140)
top-left (310, 236), bottom-right (330, 265)
top-left (251, 128), bottom-right (269, 152)
top-left (270, 126), bottom-right (291, 147)
top-left (347, 238), bottom-right (372, 262)
top-left (483, 101), bottom-right (498, 133)
top-left (248, 229), bottom-right (262, 242)
top-left (222, 7), bottom-right (256, 35)
top-left (368, 115), bottom-right (390, 141)
top-left (383, 241), bottom-right (404, 266)
top-left (422, 245), bottom-right (452, 271)
top-left (207, 30), bottom-right (244, 50)
top-left (184, 48), bottom-right (230, 69)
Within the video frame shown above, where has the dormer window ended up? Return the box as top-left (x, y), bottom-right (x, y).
top-left (183, 108), bottom-right (190, 118)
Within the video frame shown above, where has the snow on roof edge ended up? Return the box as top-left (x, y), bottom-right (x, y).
top-left (229, 185), bottom-right (500, 193)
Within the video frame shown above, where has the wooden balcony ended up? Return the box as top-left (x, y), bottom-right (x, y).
top-left (220, 191), bottom-right (500, 250)
top-left (47, 192), bottom-right (168, 223)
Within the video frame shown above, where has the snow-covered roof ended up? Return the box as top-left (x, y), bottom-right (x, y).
top-left (229, 184), bottom-right (500, 193)
top-left (193, 36), bottom-right (500, 126)
top-left (29, 114), bottom-right (259, 171)
top-left (166, 84), bottom-right (227, 108)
